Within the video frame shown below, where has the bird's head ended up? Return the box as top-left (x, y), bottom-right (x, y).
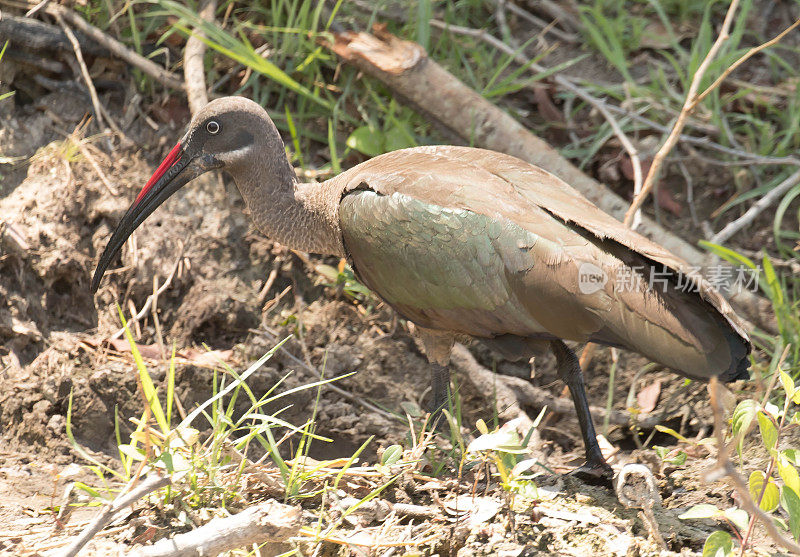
top-left (90, 96), bottom-right (276, 293)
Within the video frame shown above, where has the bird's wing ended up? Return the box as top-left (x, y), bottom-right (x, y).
top-left (425, 146), bottom-right (748, 340)
top-left (339, 188), bottom-right (604, 340)
top-left (333, 146), bottom-right (749, 380)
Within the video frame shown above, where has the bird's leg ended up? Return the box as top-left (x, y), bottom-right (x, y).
top-left (430, 362), bottom-right (451, 417)
top-left (550, 340), bottom-right (614, 483)
top-left (417, 327), bottom-right (455, 428)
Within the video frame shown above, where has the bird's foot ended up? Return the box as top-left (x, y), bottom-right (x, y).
top-left (567, 460), bottom-right (615, 486)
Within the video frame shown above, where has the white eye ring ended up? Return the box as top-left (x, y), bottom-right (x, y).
top-left (206, 120), bottom-right (220, 134)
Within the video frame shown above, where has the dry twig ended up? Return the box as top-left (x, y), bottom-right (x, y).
top-left (491, 0), bottom-right (578, 43)
top-left (708, 378), bottom-right (800, 555)
top-left (691, 17), bottom-right (800, 109)
top-left (624, 0), bottom-right (741, 225)
top-left (601, 101), bottom-right (800, 167)
top-left (51, 12), bottom-right (108, 132)
top-left (110, 249), bottom-right (184, 340)
top-left (43, 4), bottom-right (185, 91)
top-left (59, 474), bottom-right (171, 557)
top-left (624, 2), bottom-right (800, 225)
top-left (533, 0), bottom-right (581, 32)
top-left (250, 326), bottom-right (399, 422)
top-left (710, 168), bottom-right (800, 245)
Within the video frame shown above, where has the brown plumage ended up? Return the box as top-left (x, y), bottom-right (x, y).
top-left (93, 97), bottom-right (750, 481)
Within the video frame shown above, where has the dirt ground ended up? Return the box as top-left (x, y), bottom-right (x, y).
top-left (0, 23), bottom-right (783, 557)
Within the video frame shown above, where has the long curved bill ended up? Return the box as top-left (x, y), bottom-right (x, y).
top-left (91, 142), bottom-right (197, 293)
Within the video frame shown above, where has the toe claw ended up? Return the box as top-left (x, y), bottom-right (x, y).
top-left (568, 461), bottom-right (614, 486)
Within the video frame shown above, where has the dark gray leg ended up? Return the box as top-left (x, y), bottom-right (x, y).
top-left (417, 327), bottom-right (455, 429)
top-left (550, 340), bottom-right (614, 482)
top-left (430, 363), bottom-right (451, 417)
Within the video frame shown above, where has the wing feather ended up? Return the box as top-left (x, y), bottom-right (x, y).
top-left (332, 146), bottom-right (750, 381)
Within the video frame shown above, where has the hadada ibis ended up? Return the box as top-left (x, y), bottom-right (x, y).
top-left (92, 96), bottom-right (750, 480)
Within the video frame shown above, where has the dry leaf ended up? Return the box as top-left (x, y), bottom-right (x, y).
top-left (597, 433), bottom-right (619, 462)
top-left (107, 338), bottom-right (163, 359)
top-left (637, 380), bottom-right (662, 414)
top-left (443, 495), bottom-right (502, 527)
top-left (656, 186), bottom-right (683, 216)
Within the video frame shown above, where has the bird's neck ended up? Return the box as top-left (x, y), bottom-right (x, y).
top-left (232, 155), bottom-right (346, 258)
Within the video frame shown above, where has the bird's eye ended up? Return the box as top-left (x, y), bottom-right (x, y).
top-left (206, 120), bottom-right (220, 134)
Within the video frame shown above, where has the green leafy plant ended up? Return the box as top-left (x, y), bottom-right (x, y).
top-left (153, 0), bottom-right (331, 109)
top-left (315, 259), bottom-right (373, 303)
top-left (460, 411), bottom-right (546, 503)
top-left (578, 1), bottom-right (645, 82)
top-left (679, 347), bottom-right (800, 555)
top-left (345, 97), bottom-right (418, 156)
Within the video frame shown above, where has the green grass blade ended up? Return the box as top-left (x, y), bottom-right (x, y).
top-left (333, 435), bottom-right (373, 490)
top-left (328, 119), bottom-right (341, 174)
top-left (166, 343), bottom-right (176, 426)
top-left (179, 336), bottom-right (291, 429)
top-left (416, 0), bottom-right (432, 51)
top-left (284, 106), bottom-right (304, 168)
top-left (117, 306), bottom-right (169, 434)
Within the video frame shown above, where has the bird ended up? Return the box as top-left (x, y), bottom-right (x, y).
top-left (92, 96), bottom-right (750, 481)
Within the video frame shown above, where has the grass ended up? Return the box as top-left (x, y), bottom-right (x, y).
top-left (60, 313), bottom-right (544, 553)
top-left (0, 42), bottom-right (13, 103)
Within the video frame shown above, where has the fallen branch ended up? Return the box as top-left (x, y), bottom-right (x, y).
top-left (337, 496), bottom-right (441, 521)
top-left (0, 15), bottom-right (107, 56)
top-left (184, 0), bottom-right (217, 114)
top-left (450, 343), bottom-right (664, 430)
top-left (43, 4), bottom-right (185, 91)
top-left (131, 500), bottom-right (301, 557)
top-left (450, 343), bottom-right (538, 434)
top-left (59, 474), bottom-right (171, 557)
top-left (710, 168), bottom-right (800, 245)
top-left (327, 26), bottom-right (773, 330)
